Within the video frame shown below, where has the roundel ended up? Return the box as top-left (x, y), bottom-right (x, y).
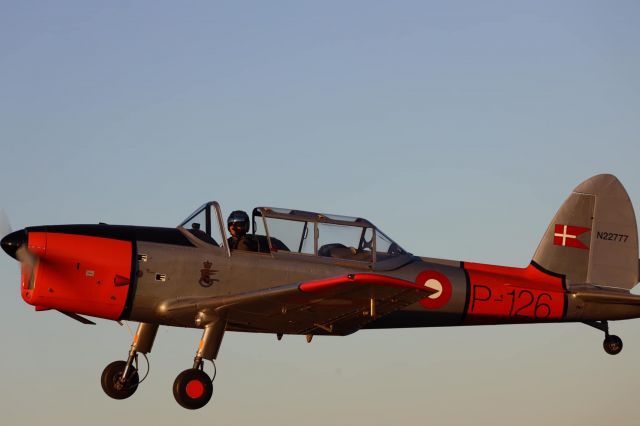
top-left (416, 270), bottom-right (452, 309)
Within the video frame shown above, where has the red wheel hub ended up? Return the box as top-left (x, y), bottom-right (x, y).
top-left (185, 379), bottom-right (205, 399)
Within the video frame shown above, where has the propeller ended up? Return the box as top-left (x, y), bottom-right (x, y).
top-left (0, 210), bottom-right (35, 277)
top-left (0, 209), bottom-right (31, 263)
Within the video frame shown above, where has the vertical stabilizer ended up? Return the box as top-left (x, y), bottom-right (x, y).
top-left (532, 174), bottom-right (639, 290)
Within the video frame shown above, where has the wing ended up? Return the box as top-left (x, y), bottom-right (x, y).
top-left (159, 273), bottom-right (436, 335)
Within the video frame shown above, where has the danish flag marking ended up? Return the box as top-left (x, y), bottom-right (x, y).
top-left (553, 224), bottom-right (590, 250)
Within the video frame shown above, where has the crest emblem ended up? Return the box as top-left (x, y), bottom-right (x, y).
top-left (199, 260), bottom-right (219, 287)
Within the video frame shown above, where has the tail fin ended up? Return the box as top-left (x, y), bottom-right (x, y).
top-left (532, 174), bottom-right (639, 290)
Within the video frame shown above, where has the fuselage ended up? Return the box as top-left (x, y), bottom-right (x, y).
top-left (5, 224), bottom-right (640, 333)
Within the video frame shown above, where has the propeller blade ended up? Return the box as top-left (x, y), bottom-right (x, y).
top-left (0, 209), bottom-right (12, 239)
top-left (14, 244), bottom-right (38, 291)
top-left (16, 244), bottom-right (37, 267)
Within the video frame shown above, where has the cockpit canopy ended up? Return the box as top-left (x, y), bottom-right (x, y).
top-left (179, 203), bottom-right (407, 264)
top-left (252, 207), bottom-right (406, 262)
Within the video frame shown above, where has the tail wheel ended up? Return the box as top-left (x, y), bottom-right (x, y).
top-left (101, 360), bottom-right (139, 399)
top-left (603, 335), bottom-right (623, 355)
top-left (173, 368), bottom-right (213, 410)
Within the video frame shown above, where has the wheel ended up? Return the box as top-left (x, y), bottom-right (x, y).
top-left (173, 368), bottom-right (213, 410)
top-left (101, 360), bottom-right (139, 400)
top-left (603, 335), bottom-right (623, 355)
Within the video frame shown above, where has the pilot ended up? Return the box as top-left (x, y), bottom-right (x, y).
top-left (227, 210), bottom-right (258, 252)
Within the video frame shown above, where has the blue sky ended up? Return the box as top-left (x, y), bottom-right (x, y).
top-left (1, 1), bottom-right (639, 424)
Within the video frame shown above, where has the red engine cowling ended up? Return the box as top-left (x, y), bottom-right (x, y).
top-left (22, 231), bottom-right (133, 320)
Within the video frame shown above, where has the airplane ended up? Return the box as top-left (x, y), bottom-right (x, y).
top-left (1, 173), bottom-right (638, 409)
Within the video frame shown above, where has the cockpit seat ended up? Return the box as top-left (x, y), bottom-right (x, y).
top-left (318, 243), bottom-right (348, 257)
top-left (253, 235), bottom-right (290, 253)
top-left (319, 243), bottom-right (373, 261)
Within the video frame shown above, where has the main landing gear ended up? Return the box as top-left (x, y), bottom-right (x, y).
top-left (584, 320), bottom-right (623, 355)
top-left (173, 320), bottom-right (225, 409)
top-left (101, 318), bottom-right (226, 410)
top-left (101, 322), bottom-right (157, 400)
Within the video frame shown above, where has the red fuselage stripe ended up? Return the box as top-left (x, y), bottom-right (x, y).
top-left (299, 273), bottom-right (428, 293)
top-left (462, 262), bottom-right (566, 323)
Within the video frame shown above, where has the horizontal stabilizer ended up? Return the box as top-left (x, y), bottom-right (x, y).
top-left (569, 290), bottom-right (640, 306)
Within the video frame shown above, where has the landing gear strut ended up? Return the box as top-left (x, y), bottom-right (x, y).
top-left (173, 316), bottom-right (226, 410)
top-left (584, 320), bottom-right (623, 355)
top-left (101, 323), bottom-right (158, 400)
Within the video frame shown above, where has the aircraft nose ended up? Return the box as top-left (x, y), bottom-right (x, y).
top-left (1, 229), bottom-right (26, 260)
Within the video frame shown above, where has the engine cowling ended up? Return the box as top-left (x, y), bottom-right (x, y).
top-left (5, 229), bottom-right (134, 320)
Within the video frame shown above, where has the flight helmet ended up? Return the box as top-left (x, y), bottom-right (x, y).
top-left (227, 210), bottom-right (250, 234)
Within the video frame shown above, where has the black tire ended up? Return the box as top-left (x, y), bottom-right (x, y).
top-left (603, 335), bottom-right (623, 355)
top-left (173, 368), bottom-right (213, 410)
top-left (101, 360), bottom-right (139, 400)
